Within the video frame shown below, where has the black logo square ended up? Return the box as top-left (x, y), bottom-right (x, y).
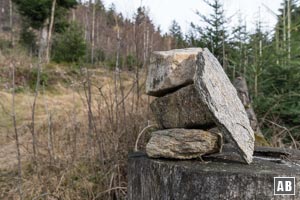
top-left (274, 177), bottom-right (295, 195)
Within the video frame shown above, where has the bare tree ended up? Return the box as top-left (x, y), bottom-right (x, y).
top-left (31, 60), bottom-right (42, 170)
top-left (287, 0), bottom-right (291, 62)
top-left (113, 14), bottom-right (120, 133)
top-left (11, 60), bottom-right (22, 200)
top-left (43, 85), bottom-right (54, 164)
top-left (114, 14), bottom-right (128, 145)
top-left (91, 0), bottom-right (96, 64)
top-left (283, 0), bottom-right (287, 62)
top-left (45, 0), bottom-right (57, 63)
top-left (9, 0), bottom-right (14, 46)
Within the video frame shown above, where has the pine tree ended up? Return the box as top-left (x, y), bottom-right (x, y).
top-left (169, 20), bottom-right (186, 49)
top-left (52, 22), bottom-right (86, 63)
top-left (12, 0), bottom-right (77, 29)
top-left (12, 0), bottom-right (77, 60)
top-left (250, 1), bottom-right (300, 141)
top-left (228, 14), bottom-right (249, 77)
top-left (193, 0), bottom-right (228, 67)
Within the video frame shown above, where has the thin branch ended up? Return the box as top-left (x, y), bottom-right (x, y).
top-left (11, 60), bottom-right (23, 200)
top-left (265, 119), bottom-right (297, 149)
top-left (134, 124), bottom-right (157, 152)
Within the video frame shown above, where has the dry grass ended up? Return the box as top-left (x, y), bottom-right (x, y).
top-left (0, 51), bottom-right (154, 199)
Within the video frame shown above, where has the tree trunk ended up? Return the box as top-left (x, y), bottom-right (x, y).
top-left (275, 24), bottom-right (279, 64)
top-left (91, 0), bottom-right (96, 64)
top-left (45, 0), bottom-right (56, 64)
top-left (9, 0), bottom-right (13, 47)
top-left (114, 16), bottom-right (119, 132)
top-left (283, 0), bottom-right (286, 64)
top-left (287, 0), bottom-right (291, 62)
top-left (39, 22), bottom-right (49, 64)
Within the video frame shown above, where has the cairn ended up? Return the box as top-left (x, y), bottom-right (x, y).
top-left (127, 48), bottom-right (300, 200)
top-left (145, 48), bottom-right (254, 164)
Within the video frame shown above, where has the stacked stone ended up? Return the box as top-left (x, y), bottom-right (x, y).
top-left (145, 48), bottom-right (255, 164)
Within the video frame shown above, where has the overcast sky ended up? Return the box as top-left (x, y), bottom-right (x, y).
top-left (99, 0), bottom-right (283, 34)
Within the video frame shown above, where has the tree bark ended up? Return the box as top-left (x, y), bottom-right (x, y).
top-left (91, 0), bottom-right (96, 64)
top-left (39, 21), bottom-right (49, 64)
top-left (9, 0), bottom-right (14, 47)
top-left (287, 0), bottom-right (291, 61)
top-left (283, 0), bottom-right (286, 64)
top-left (45, 0), bottom-right (56, 64)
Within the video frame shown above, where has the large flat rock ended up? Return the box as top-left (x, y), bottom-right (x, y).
top-left (194, 48), bottom-right (255, 164)
top-left (150, 85), bottom-right (214, 129)
top-left (128, 151), bottom-right (300, 200)
top-left (146, 129), bottom-right (221, 159)
top-left (146, 48), bottom-right (203, 97)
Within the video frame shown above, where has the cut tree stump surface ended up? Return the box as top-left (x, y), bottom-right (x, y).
top-left (128, 150), bottom-right (300, 200)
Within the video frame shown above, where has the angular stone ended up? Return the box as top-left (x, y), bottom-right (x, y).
top-left (233, 77), bottom-right (260, 133)
top-left (146, 129), bottom-right (221, 159)
top-left (150, 85), bottom-right (215, 129)
top-left (146, 48), bottom-right (203, 97)
top-left (194, 48), bottom-right (255, 164)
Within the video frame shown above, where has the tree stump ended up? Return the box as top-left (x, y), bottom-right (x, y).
top-left (128, 149), bottom-right (300, 200)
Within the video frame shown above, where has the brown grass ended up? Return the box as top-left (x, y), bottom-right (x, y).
top-left (0, 51), bottom-right (154, 199)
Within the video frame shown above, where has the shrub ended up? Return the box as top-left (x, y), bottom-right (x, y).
top-left (52, 22), bottom-right (86, 63)
top-left (0, 39), bottom-right (12, 52)
top-left (28, 68), bottom-right (49, 89)
top-left (125, 54), bottom-right (137, 71)
top-left (20, 27), bottom-right (37, 54)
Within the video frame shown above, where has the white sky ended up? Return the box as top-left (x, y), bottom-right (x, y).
top-left (101, 0), bottom-right (283, 34)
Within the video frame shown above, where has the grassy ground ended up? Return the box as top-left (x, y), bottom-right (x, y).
top-left (0, 50), bottom-right (153, 199)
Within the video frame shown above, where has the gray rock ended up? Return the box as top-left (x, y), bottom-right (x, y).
top-left (194, 48), bottom-right (255, 164)
top-left (233, 76), bottom-right (269, 146)
top-left (233, 76), bottom-right (263, 136)
top-left (150, 85), bottom-right (214, 129)
top-left (146, 48), bottom-right (203, 97)
top-left (146, 129), bottom-right (221, 159)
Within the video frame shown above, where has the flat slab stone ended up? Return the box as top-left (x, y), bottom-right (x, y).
top-left (128, 151), bottom-right (300, 200)
top-left (146, 48), bottom-right (203, 97)
top-left (146, 129), bottom-right (221, 159)
top-left (150, 85), bottom-right (214, 129)
top-left (194, 48), bottom-right (255, 164)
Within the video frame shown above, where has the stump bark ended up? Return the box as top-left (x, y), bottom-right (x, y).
top-left (128, 151), bottom-right (300, 200)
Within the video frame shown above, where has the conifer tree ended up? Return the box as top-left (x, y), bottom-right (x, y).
top-left (12, 0), bottom-right (77, 61)
top-left (194, 0), bottom-right (228, 67)
top-left (169, 20), bottom-right (186, 49)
